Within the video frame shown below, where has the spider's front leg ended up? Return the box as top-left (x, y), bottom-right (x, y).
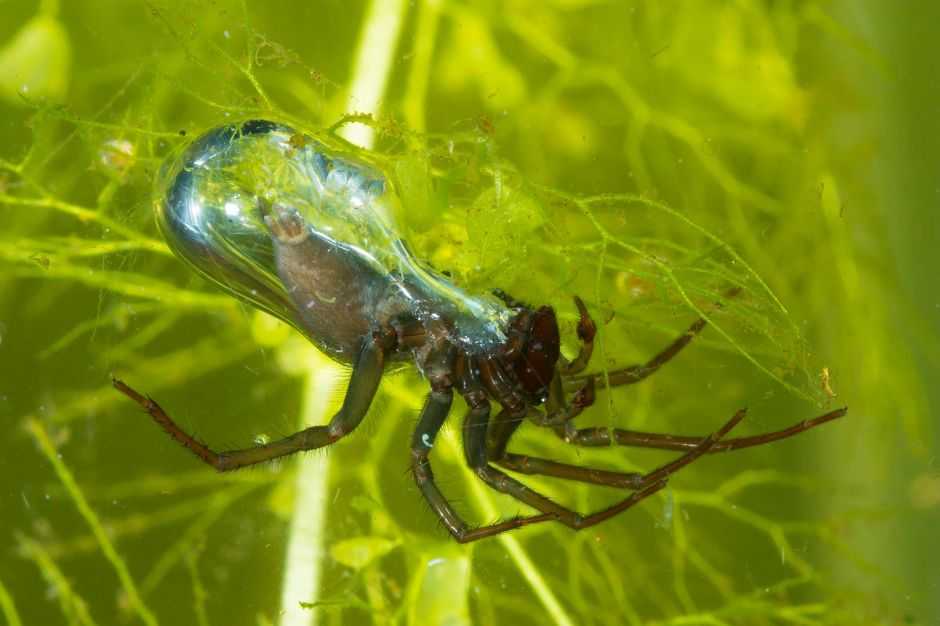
top-left (409, 386), bottom-right (565, 543)
top-left (533, 286), bottom-right (709, 429)
top-left (545, 290), bottom-right (845, 453)
top-left (562, 286), bottom-right (741, 393)
top-left (113, 334), bottom-right (387, 471)
top-left (471, 400), bottom-right (745, 530)
top-left (409, 349), bottom-right (559, 542)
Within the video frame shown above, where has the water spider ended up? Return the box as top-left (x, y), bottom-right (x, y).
top-left (113, 120), bottom-right (846, 542)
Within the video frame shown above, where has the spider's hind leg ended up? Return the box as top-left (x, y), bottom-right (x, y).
top-left (472, 400), bottom-right (746, 530)
top-left (496, 413), bottom-right (753, 490)
top-left (411, 384), bottom-right (568, 543)
top-left (491, 401), bottom-right (758, 491)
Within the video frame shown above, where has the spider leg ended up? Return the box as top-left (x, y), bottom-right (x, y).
top-left (410, 388), bottom-right (554, 543)
top-left (488, 406), bottom-right (646, 489)
top-left (466, 395), bottom-right (607, 527)
top-left (485, 405), bottom-right (526, 461)
top-left (563, 287), bottom-right (740, 393)
top-left (113, 335), bottom-right (386, 471)
top-left (466, 393), bottom-right (745, 530)
top-left (486, 376), bottom-right (642, 490)
top-left (554, 406), bottom-right (847, 452)
top-left (493, 407), bottom-right (754, 489)
top-left (497, 453), bottom-right (646, 488)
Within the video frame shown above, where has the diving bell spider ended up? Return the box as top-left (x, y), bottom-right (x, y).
top-left (114, 119), bottom-right (845, 543)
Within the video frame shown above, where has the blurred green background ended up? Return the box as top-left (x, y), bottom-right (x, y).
top-left (1, 1), bottom-right (937, 625)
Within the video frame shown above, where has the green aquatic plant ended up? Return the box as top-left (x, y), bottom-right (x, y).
top-left (1, 1), bottom-right (936, 625)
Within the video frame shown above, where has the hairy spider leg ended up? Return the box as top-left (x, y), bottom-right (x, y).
top-left (487, 406), bottom-right (845, 490)
top-left (545, 286), bottom-right (845, 455)
top-left (409, 348), bottom-right (560, 542)
top-left (464, 398), bottom-right (745, 531)
top-left (409, 388), bottom-right (555, 543)
top-left (563, 314), bottom-right (708, 393)
top-left (497, 452), bottom-right (648, 489)
top-left (553, 319), bottom-right (846, 454)
top-left (562, 287), bottom-right (741, 393)
top-left (492, 373), bottom-right (845, 486)
top-left (492, 408), bottom-right (757, 490)
top-left (112, 335), bottom-right (386, 471)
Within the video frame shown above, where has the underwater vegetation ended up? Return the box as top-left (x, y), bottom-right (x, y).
top-left (0, 1), bottom-right (937, 625)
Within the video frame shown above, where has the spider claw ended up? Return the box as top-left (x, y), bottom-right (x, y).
top-left (724, 407), bottom-right (748, 432)
top-left (112, 377), bottom-right (143, 404)
top-left (702, 408), bottom-right (748, 447)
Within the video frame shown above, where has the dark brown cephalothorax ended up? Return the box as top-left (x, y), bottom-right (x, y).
top-left (114, 120), bottom-right (846, 542)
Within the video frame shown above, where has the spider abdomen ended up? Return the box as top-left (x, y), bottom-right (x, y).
top-left (157, 119), bottom-right (513, 363)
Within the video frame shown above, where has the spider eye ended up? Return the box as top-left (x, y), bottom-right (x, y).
top-left (513, 306), bottom-right (560, 400)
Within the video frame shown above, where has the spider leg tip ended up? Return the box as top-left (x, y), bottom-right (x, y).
top-left (111, 378), bottom-right (152, 409)
top-left (828, 406), bottom-right (849, 421)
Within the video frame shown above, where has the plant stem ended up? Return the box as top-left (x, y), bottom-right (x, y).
top-left (440, 430), bottom-right (576, 626)
top-left (277, 348), bottom-right (340, 626)
top-left (0, 578), bottom-right (23, 626)
top-left (402, 0), bottom-right (441, 132)
top-left (27, 419), bottom-right (158, 626)
top-left (339, 0), bottom-right (407, 149)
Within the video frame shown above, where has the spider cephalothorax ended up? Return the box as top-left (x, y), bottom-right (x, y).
top-left (115, 119), bottom-right (846, 542)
